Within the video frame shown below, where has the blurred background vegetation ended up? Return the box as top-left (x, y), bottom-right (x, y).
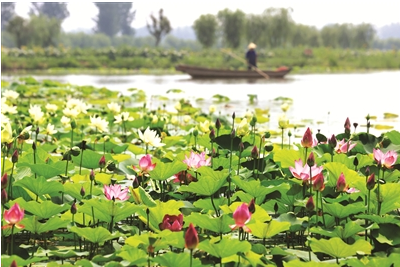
top-left (1, 2), bottom-right (399, 73)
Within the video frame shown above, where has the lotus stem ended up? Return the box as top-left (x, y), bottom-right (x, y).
top-left (210, 194), bottom-right (220, 217)
top-left (10, 225), bottom-right (14, 255)
top-left (189, 249), bottom-right (193, 267)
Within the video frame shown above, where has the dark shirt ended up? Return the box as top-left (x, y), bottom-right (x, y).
top-left (246, 49), bottom-right (257, 67)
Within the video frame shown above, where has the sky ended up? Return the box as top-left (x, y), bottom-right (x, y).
top-left (14, 0), bottom-right (400, 32)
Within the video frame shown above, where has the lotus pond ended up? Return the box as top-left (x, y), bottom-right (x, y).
top-left (1, 77), bottom-right (400, 267)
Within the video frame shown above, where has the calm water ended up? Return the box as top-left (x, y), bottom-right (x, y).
top-left (3, 71), bottom-right (400, 138)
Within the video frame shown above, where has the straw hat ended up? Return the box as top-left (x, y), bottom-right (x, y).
top-left (248, 42), bottom-right (256, 49)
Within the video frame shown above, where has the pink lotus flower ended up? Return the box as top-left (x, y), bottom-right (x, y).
top-left (2, 203), bottom-right (25, 229)
top-left (335, 139), bottom-right (356, 154)
top-left (132, 154), bottom-right (156, 176)
top-left (159, 214), bottom-right (183, 231)
top-left (373, 149), bottom-right (398, 169)
top-left (185, 223), bottom-right (199, 250)
top-left (289, 159), bottom-right (323, 184)
top-left (301, 127), bottom-right (317, 148)
top-left (229, 203), bottom-right (252, 232)
top-left (104, 184), bottom-right (129, 201)
top-left (183, 151), bottom-right (211, 170)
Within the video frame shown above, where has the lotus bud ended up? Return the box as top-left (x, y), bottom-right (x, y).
top-left (328, 134), bottom-right (337, 148)
top-left (306, 196), bottom-right (315, 211)
top-left (366, 173), bottom-right (375, 190)
top-left (90, 169), bottom-right (95, 181)
top-left (80, 186), bottom-right (85, 197)
top-left (306, 152), bottom-right (315, 167)
top-left (99, 155), bottom-right (106, 169)
top-left (336, 173), bottom-right (347, 192)
top-left (313, 173), bottom-right (325, 192)
top-left (193, 129), bottom-right (198, 137)
top-left (232, 112), bottom-right (235, 120)
top-left (248, 199), bottom-right (256, 213)
top-left (81, 140), bottom-right (87, 150)
top-left (209, 129), bottom-right (216, 141)
top-left (1, 188), bottom-right (8, 203)
top-left (185, 223), bottom-right (199, 250)
top-left (9, 260), bottom-right (17, 267)
top-left (104, 135), bottom-right (110, 142)
top-left (71, 119), bottom-right (77, 129)
top-left (288, 130), bottom-right (292, 138)
top-left (344, 117), bottom-right (351, 134)
top-left (301, 127), bottom-right (313, 148)
top-left (239, 142), bottom-right (244, 153)
top-left (70, 201), bottom-right (77, 215)
top-left (11, 149), bottom-right (18, 163)
top-left (32, 142), bottom-right (36, 151)
top-left (1, 173), bottom-right (8, 189)
top-left (264, 132), bottom-right (271, 139)
top-left (215, 118), bottom-right (221, 130)
top-left (365, 166), bottom-right (370, 176)
top-left (353, 123), bottom-right (358, 130)
top-left (250, 116), bottom-right (257, 127)
top-left (251, 145), bottom-right (259, 159)
top-left (71, 146), bottom-right (81, 156)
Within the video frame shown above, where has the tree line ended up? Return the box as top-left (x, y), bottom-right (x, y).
top-left (1, 3), bottom-right (399, 50)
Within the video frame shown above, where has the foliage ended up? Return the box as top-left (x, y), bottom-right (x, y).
top-left (93, 2), bottom-right (135, 37)
top-left (193, 14), bottom-right (218, 48)
top-left (147, 9), bottom-right (172, 47)
top-left (29, 2), bottom-right (70, 22)
top-left (1, 2), bottom-right (16, 30)
top-left (1, 77), bottom-right (399, 266)
top-left (217, 9), bottom-right (246, 49)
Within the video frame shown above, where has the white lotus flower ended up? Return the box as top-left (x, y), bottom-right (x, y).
top-left (29, 104), bottom-right (45, 124)
top-left (171, 116), bottom-right (178, 125)
top-left (114, 112), bottom-right (133, 124)
top-left (151, 115), bottom-right (158, 124)
top-left (1, 114), bottom-right (10, 125)
top-left (209, 105), bottom-right (216, 114)
top-left (45, 103), bottom-right (58, 113)
top-left (183, 115), bottom-right (191, 123)
top-left (89, 116), bottom-right (108, 133)
top-left (236, 118), bottom-right (249, 137)
top-left (3, 90), bottom-right (19, 100)
top-left (138, 127), bottom-right (165, 147)
top-left (1, 101), bottom-right (17, 114)
top-left (1, 121), bottom-right (13, 144)
top-left (174, 102), bottom-right (181, 111)
top-left (63, 107), bottom-right (80, 118)
top-left (60, 116), bottom-right (71, 127)
top-left (107, 102), bottom-right (121, 114)
top-left (278, 114), bottom-right (289, 129)
top-left (66, 98), bottom-right (90, 114)
top-left (45, 123), bottom-right (57, 135)
top-left (199, 120), bottom-right (210, 133)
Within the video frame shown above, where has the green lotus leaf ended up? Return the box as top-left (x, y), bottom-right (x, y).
top-left (273, 149), bottom-right (302, 168)
top-left (309, 237), bottom-right (372, 258)
top-left (311, 221), bottom-right (364, 240)
top-left (149, 159), bottom-right (187, 181)
top-left (283, 259), bottom-right (335, 266)
top-left (231, 175), bottom-right (281, 200)
top-left (63, 182), bottom-right (103, 201)
top-left (323, 202), bottom-right (365, 219)
top-left (385, 130), bottom-right (400, 145)
top-left (83, 199), bottom-right (140, 223)
top-left (152, 251), bottom-right (203, 267)
top-left (193, 197), bottom-right (229, 211)
top-left (14, 176), bottom-right (64, 198)
top-left (223, 250), bottom-right (264, 266)
top-left (355, 214), bottom-right (400, 224)
top-left (0, 255), bottom-right (48, 267)
top-left (71, 150), bottom-right (114, 169)
top-left (184, 213), bottom-right (233, 234)
top-left (198, 237), bottom-right (251, 258)
top-left (49, 249), bottom-right (89, 258)
top-left (138, 186), bottom-right (157, 207)
top-left (18, 161), bottom-right (66, 179)
top-left (378, 183), bottom-right (400, 214)
top-left (69, 226), bottom-right (120, 245)
top-left (12, 198), bottom-right (68, 219)
top-left (374, 223), bottom-right (400, 246)
top-left (323, 162), bottom-right (364, 190)
top-left (214, 134), bottom-right (251, 151)
top-left (248, 219), bottom-right (290, 239)
top-left (117, 246), bottom-right (148, 266)
top-left (179, 167), bottom-right (228, 196)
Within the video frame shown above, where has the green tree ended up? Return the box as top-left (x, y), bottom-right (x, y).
top-left (217, 9), bottom-right (245, 48)
top-left (28, 15), bottom-right (62, 47)
top-left (147, 9), bottom-right (172, 47)
top-left (353, 23), bottom-right (375, 48)
top-left (291, 24), bottom-right (321, 47)
top-left (321, 25), bottom-right (339, 48)
top-left (29, 2), bottom-right (69, 22)
top-left (245, 14), bottom-right (269, 47)
top-left (193, 14), bottom-right (218, 48)
top-left (263, 8), bottom-right (293, 48)
top-left (1, 2), bottom-right (16, 30)
top-left (6, 16), bottom-right (29, 48)
top-left (337, 23), bottom-right (354, 48)
top-left (93, 3), bottom-right (135, 37)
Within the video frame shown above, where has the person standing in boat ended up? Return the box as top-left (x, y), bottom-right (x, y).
top-left (246, 43), bottom-right (257, 70)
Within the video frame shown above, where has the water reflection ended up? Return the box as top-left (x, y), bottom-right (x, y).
top-left (3, 71), bottom-right (399, 137)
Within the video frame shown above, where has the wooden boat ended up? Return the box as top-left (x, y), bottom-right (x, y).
top-left (175, 64), bottom-right (291, 79)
